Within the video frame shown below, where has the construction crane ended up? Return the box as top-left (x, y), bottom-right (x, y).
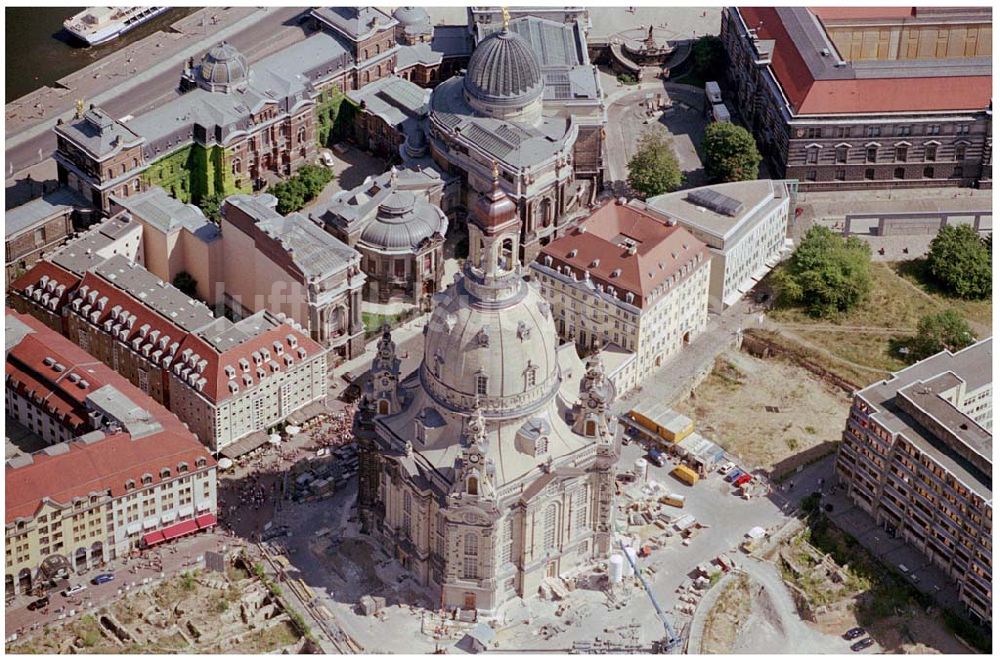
top-left (619, 540), bottom-right (681, 653)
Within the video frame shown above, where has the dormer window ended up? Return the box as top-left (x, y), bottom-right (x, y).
top-left (196, 457), bottom-right (207, 468)
top-left (141, 474), bottom-right (152, 485)
top-left (126, 479), bottom-right (136, 490)
top-left (178, 462), bottom-right (189, 473)
top-left (534, 436), bottom-right (549, 456)
top-left (160, 468), bottom-right (171, 479)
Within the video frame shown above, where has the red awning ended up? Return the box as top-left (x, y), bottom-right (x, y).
top-left (142, 530), bottom-right (166, 547)
top-left (160, 518), bottom-right (199, 542)
top-left (195, 513), bottom-right (217, 530)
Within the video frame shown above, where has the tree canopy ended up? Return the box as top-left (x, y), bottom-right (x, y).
top-left (926, 224), bottom-right (991, 300)
top-left (692, 35), bottom-right (726, 81)
top-left (197, 192), bottom-right (224, 223)
top-left (904, 309), bottom-right (975, 362)
top-left (626, 128), bottom-right (684, 198)
top-left (271, 164), bottom-right (333, 215)
top-left (701, 122), bottom-right (762, 183)
top-left (773, 226), bottom-right (873, 318)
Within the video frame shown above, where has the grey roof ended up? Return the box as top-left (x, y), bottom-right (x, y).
top-left (431, 25), bottom-right (473, 57)
top-left (431, 77), bottom-right (572, 166)
top-left (197, 310), bottom-right (280, 353)
top-left (316, 165), bottom-right (448, 227)
top-left (5, 313), bottom-right (36, 354)
top-left (358, 191), bottom-right (448, 252)
top-left (50, 215), bottom-right (142, 276)
top-left (464, 27), bottom-right (543, 103)
top-left (55, 107), bottom-right (144, 160)
top-left (311, 7), bottom-right (396, 41)
top-left (485, 16), bottom-right (584, 67)
top-left (225, 195), bottom-right (359, 280)
top-left (393, 6), bottom-right (432, 34)
top-left (5, 187), bottom-right (89, 238)
top-left (647, 180), bottom-right (790, 248)
top-left (128, 32), bottom-right (351, 151)
top-left (198, 41), bottom-right (250, 91)
top-left (85, 384), bottom-right (163, 440)
top-left (93, 254), bottom-right (216, 333)
top-left (111, 186), bottom-right (219, 242)
top-left (396, 42), bottom-right (443, 70)
top-left (348, 75), bottom-right (430, 128)
top-left (858, 338), bottom-right (992, 499)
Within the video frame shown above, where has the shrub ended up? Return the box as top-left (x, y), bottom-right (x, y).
top-left (926, 224), bottom-right (991, 299)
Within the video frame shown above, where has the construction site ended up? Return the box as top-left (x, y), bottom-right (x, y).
top-left (6, 556), bottom-right (310, 654)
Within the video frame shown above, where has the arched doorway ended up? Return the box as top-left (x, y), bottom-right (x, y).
top-left (18, 568), bottom-right (32, 594)
top-left (6, 573), bottom-right (15, 596)
top-left (74, 546), bottom-right (88, 572)
top-left (683, 331), bottom-right (691, 345)
top-left (90, 541), bottom-right (105, 567)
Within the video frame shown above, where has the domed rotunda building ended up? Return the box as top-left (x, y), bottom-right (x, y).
top-left (425, 12), bottom-right (606, 265)
top-left (356, 170), bottom-right (621, 614)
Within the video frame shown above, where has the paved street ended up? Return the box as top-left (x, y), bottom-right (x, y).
top-left (5, 6), bottom-right (310, 184)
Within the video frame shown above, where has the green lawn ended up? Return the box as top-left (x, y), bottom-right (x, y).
top-left (766, 260), bottom-right (992, 386)
top-left (362, 312), bottom-right (402, 335)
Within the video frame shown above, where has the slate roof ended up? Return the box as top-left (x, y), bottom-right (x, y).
top-left (111, 186), bottom-right (219, 241)
top-left (5, 187), bottom-right (90, 238)
top-left (49, 215), bottom-right (142, 276)
top-left (55, 107), bottom-right (144, 160)
top-left (311, 7), bottom-right (396, 41)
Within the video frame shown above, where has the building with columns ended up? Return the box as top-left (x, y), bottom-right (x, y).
top-left (356, 172), bottom-right (621, 615)
top-left (5, 309), bottom-right (217, 595)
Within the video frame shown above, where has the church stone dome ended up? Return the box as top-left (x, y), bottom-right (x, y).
top-left (198, 41), bottom-right (249, 93)
top-left (421, 279), bottom-right (560, 418)
top-left (359, 191), bottom-right (447, 252)
top-left (393, 6), bottom-right (431, 34)
top-left (463, 28), bottom-right (543, 112)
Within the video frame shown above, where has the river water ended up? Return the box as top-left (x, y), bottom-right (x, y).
top-left (5, 6), bottom-right (194, 103)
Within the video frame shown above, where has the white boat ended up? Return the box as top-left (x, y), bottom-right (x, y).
top-left (63, 6), bottom-right (171, 47)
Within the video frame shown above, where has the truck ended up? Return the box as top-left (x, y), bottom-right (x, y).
top-left (648, 446), bottom-right (667, 468)
top-left (671, 464), bottom-right (699, 486)
top-left (660, 493), bottom-right (686, 508)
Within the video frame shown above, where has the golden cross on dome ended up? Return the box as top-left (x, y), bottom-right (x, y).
top-left (75, 99), bottom-right (85, 119)
top-left (501, 6), bottom-right (510, 30)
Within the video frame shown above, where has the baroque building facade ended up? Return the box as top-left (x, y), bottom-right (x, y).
top-left (356, 172), bottom-right (620, 614)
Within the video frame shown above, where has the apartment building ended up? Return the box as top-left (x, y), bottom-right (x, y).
top-left (647, 180), bottom-right (794, 312)
top-left (531, 200), bottom-right (710, 392)
top-left (835, 338), bottom-right (992, 624)
top-left (5, 309), bottom-right (216, 595)
top-left (220, 194), bottom-right (366, 361)
top-left (9, 227), bottom-right (330, 455)
top-left (5, 187), bottom-right (91, 286)
top-left (721, 6), bottom-right (992, 191)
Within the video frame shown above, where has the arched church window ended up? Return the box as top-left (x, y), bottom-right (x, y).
top-left (378, 400), bottom-right (389, 415)
top-left (543, 503), bottom-right (558, 549)
top-left (467, 476), bottom-right (479, 495)
top-left (499, 238), bottom-right (514, 270)
top-left (534, 436), bottom-right (548, 456)
top-left (574, 487), bottom-right (588, 530)
top-left (464, 532), bottom-right (478, 557)
top-left (476, 374), bottom-right (488, 396)
top-left (585, 420), bottom-right (596, 437)
top-left (525, 364), bottom-right (537, 389)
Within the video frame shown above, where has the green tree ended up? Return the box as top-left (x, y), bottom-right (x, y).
top-left (773, 226), bottom-right (873, 318)
top-left (701, 122), bottom-right (762, 182)
top-left (298, 164), bottom-right (333, 198)
top-left (692, 35), bottom-right (726, 81)
top-left (198, 192), bottom-right (225, 223)
top-left (627, 128), bottom-right (684, 198)
top-left (905, 309), bottom-right (975, 362)
top-left (172, 272), bottom-right (198, 298)
top-left (926, 224), bottom-right (991, 299)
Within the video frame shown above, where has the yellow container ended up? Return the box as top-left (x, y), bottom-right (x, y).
top-left (671, 464), bottom-right (700, 486)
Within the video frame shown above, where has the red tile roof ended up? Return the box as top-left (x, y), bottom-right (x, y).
top-left (10, 261), bottom-right (81, 310)
top-left (172, 321), bottom-right (324, 405)
top-left (5, 309), bottom-right (213, 523)
top-left (70, 271), bottom-right (188, 361)
top-left (738, 6), bottom-right (992, 115)
top-left (537, 202), bottom-right (708, 308)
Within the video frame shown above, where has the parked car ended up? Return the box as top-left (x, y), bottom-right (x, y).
top-left (851, 638), bottom-right (874, 652)
top-left (92, 573), bottom-right (115, 585)
top-left (27, 596), bottom-right (49, 611)
top-left (647, 447), bottom-right (667, 468)
top-left (62, 584), bottom-right (86, 597)
top-left (319, 149), bottom-right (336, 167)
top-left (717, 462), bottom-right (735, 475)
top-left (734, 473), bottom-right (753, 488)
top-left (843, 628), bottom-right (866, 641)
top-left (725, 468), bottom-right (745, 482)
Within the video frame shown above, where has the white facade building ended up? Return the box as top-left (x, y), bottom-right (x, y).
top-left (647, 180), bottom-right (795, 313)
top-left (531, 200), bottom-right (711, 393)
